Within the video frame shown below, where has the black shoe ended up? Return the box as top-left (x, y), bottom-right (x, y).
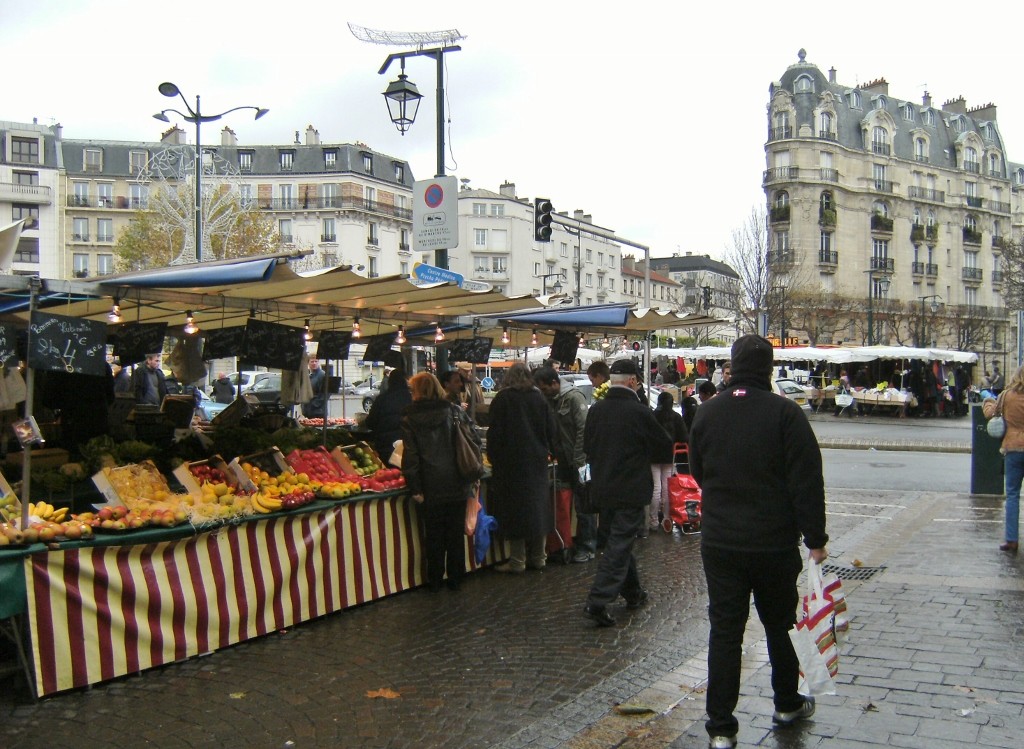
top-left (583, 605), bottom-right (616, 627)
top-left (625, 589), bottom-right (649, 609)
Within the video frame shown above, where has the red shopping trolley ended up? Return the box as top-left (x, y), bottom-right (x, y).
top-left (667, 443), bottom-right (701, 534)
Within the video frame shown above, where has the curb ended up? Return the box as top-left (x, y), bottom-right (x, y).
top-left (817, 439), bottom-right (971, 454)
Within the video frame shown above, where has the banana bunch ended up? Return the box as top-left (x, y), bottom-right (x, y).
top-left (250, 492), bottom-right (283, 514)
top-left (29, 501), bottom-right (67, 522)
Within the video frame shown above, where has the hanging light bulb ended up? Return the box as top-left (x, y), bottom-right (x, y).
top-left (352, 316), bottom-right (361, 338)
top-left (531, 329), bottom-right (538, 346)
top-left (107, 297), bottom-right (122, 323)
top-left (396, 325), bottom-right (407, 345)
top-left (183, 310), bottom-right (199, 335)
top-left (434, 323), bottom-right (445, 343)
top-left (577, 331), bottom-right (585, 346)
top-left (303, 319), bottom-right (314, 341)
top-left (501, 326), bottom-right (510, 345)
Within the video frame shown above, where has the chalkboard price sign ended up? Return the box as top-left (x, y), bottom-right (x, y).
top-left (0, 323), bottom-right (18, 367)
top-left (28, 311), bottom-right (108, 376)
top-left (550, 330), bottom-right (579, 367)
top-left (202, 326), bottom-right (247, 360)
top-left (446, 336), bottom-right (493, 365)
top-left (112, 322), bottom-right (168, 365)
top-left (241, 319), bottom-right (304, 370)
top-left (362, 333), bottom-right (397, 363)
top-left (316, 330), bottom-right (353, 361)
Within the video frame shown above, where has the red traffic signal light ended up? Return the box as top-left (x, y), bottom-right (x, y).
top-left (534, 198), bottom-right (554, 242)
top-left (632, 341), bottom-right (642, 351)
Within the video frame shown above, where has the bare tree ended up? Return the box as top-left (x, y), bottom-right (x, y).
top-left (724, 206), bottom-right (773, 335)
top-left (1000, 237), bottom-right (1024, 310)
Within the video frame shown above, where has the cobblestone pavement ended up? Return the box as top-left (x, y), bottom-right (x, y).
top-left (2, 461), bottom-right (1021, 748)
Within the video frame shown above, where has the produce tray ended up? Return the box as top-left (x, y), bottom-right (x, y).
top-left (284, 447), bottom-right (345, 481)
top-left (331, 442), bottom-right (384, 477)
top-left (91, 460), bottom-right (171, 508)
top-left (173, 455), bottom-right (241, 501)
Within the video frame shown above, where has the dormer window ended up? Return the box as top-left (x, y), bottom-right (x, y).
top-left (902, 104), bottom-right (915, 121)
top-left (922, 109), bottom-right (936, 127)
top-left (324, 149), bottom-right (337, 169)
top-left (952, 116), bottom-right (966, 133)
top-left (362, 153), bottom-right (373, 174)
top-left (874, 95), bottom-right (887, 110)
top-left (848, 90), bottom-right (862, 108)
top-left (279, 150), bottom-right (294, 171)
top-left (794, 75), bottom-right (813, 93)
top-left (239, 151), bottom-right (253, 173)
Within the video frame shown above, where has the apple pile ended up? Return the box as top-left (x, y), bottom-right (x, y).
top-left (285, 448), bottom-right (343, 483)
top-left (0, 519), bottom-right (94, 546)
top-left (317, 480), bottom-right (363, 500)
top-left (75, 504), bottom-right (188, 531)
top-left (189, 463), bottom-right (230, 485)
top-left (280, 489), bottom-right (316, 510)
top-left (337, 467), bottom-right (405, 493)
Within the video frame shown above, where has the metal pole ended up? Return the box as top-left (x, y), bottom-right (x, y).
top-left (434, 51), bottom-right (447, 271)
top-left (920, 296), bottom-right (925, 347)
top-left (867, 275), bottom-right (874, 346)
top-left (194, 95), bottom-right (202, 263)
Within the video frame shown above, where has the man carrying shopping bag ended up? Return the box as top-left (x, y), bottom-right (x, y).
top-left (690, 335), bottom-right (829, 749)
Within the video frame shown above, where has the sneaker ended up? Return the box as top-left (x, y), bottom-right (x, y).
top-left (583, 605), bottom-right (616, 627)
top-left (492, 562), bottom-right (525, 574)
top-left (572, 550), bottom-right (595, 563)
top-left (624, 589), bottom-right (649, 609)
top-left (772, 696), bottom-right (815, 725)
top-left (709, 737), bottom-right (737, 749)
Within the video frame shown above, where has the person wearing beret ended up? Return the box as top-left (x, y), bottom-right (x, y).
top-left (582, 358), bottom-right (672, 627)
top-left (688, 335), bottom-right (829, 748)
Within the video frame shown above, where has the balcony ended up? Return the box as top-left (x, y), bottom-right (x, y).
top-left (766, 250), bottom-right (794, 269)
top-left (818, 168), bottom-right (839, 182)
top-left (870, 257), bottom-right (895, 273)
top-left (992, 270), bottom-right (1005, 285)
top-left (0, 182), bottom-right (52, 205)
top-left (130, 198), bottom-right (149, 209)
top-left (926, 263), bottom-right (939, 277)
top-left (96, 196), bottom-right (114, 209)
top-left (818, 250), bottom-right (838, 269)
top-left (97, 234), bottom-right (114, 243)
top-left (989, 169), bottom-right (1002, 178)
top-left (872, 179), bottom-right (894, 193)
top-left (964, 161), bottom-right (980, 174)
top-left (926, 225), bottom-right (938, 242)
top-left (399, 243), bottom-right (411, 252)
top-left (71, 233), bottom-right (90, 242)
top-left (366, 237), bottom-right (379, 247)
top-left (915, 154), bottom-right (930, 163)
top-left (769, 204), bottom-right (790, 223)
top-left (818, 130), bottom-right (837, 141)
top-left (911, 261), bottom-right (925, 275)
top-left (966, 196), bottom-right (983, 208)
top-left (910, 224), bottom-right (925, 243)
top-left (819, 208), bottom-right (837, 227)
top-left (962, 267), bottom-right (983, 282)
top-left (768, 126), bottom-right (792, 141)
top-left (259, 195), bottom-right (413, 221)
top-left (907, 186), bottom-right (945, 203)
top-left (596, 265), bottom-right (608, 274)
top-left (993, 236), bottom-right (1008, 252)
top-left (990, 200), bottom-right (1011, 214)
top-left (872, 142), bottom-right (891, 156)
top-left (870, 214), bottom-right (894, 232)
top-left (763, 166), bottom-right (799, 183)
top-left (320, 234), bottom-right (336, 243)
top-left (962, 227), bottom-right (982, 245)
top-left (69, 195), bottom-right (91, 207)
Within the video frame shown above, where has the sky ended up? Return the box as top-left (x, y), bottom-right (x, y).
top-left (7, 1), bottom-right (1024, 264)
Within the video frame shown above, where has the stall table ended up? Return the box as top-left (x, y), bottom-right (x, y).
top-left (2, 490), bottom-right (501, 697)
top-left (851, 389), bottom-right (916, 417)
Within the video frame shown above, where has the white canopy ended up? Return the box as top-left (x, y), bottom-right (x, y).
top-left (646, 345), bottom-right (978, 365)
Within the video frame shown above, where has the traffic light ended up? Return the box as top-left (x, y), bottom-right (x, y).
top-left (631, 341), bottom-right (642, 352)
top-left (702, 285), bottom-right (712, 311)
top-left (534, 198), bottom-right (554, 242)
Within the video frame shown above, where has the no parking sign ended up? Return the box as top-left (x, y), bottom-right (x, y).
top-left (413, 176), bottom-right (458, 252)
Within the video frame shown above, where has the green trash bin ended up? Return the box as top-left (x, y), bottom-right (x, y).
top-left (971, 403), bottom-right (1005, 495)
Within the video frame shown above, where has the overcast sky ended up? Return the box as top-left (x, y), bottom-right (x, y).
top-left (7, 1), bottom-right (1023, 264)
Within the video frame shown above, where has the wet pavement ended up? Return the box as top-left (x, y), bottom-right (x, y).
top-left (2, 421), bottom-right (1021, 748)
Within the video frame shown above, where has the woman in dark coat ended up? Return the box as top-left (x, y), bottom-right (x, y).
top-left (401, 372), bottom-right (478, 592)
top-left (648, 390), bottom-right (689, 532)
top-left (365, 369), bottom-right (412, 465)
top-left (486, 362), bottom-right (557, 573)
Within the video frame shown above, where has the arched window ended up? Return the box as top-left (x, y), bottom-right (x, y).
top-left (820, 112), bottom-right (833, 138)
top-left (964, 146), bottom-right (979, 173)
top-left (795, 75), bottom-right (813, 93)
top-left (874, 95), bottom-right (887, 110)
top-left (873, 200), bottom-right (889, 218)
top-left (922, 109), bottom-right (936, 126)
top-left (953, 116), bottom-right (966, 133)
top-left (849, 90), bottom-right (862, 108)
top-left (774, 191), bottom-right (789, 209)
top-left (989, 153), bottom-right (1000, 175)
top-left (915, 137), bottom-right (928, 161)
top-left (927, 210), bottom-right (936, 228)
top-left (964, 214), bottom-right (977, 231)
top-left (872, 126), bottom-right (890, 155)
top-left (1017, 168), bottom-right (1024, 185)
top-left (902, 104), bottom-right (915, 121)
top-left (913, 207), bottom-right (922, 226)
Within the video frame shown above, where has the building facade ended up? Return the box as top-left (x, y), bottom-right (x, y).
top-left (764, 50), bottom-right (1017, 361)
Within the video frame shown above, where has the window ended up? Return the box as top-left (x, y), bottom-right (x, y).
top-left (871, 127), bottom-right (890, 155)
top-left (585, 273), bottom-right (593, 287)
top-left (14, 237), bottom-right (39, 263)
top-left (367, 222), bottom-right (379, 246)
top-left (394, 163), bottom-right (405, 182)
top-left (902, 104), bottom-right (915, 121)
top-left (473, 203), bottom-right (486, 216)
top-left (795, 75), bottom-right (813, 93)
top-left (279, 184), bottom-right (294, 208)
top-left (923, 109), bottom-right (936, 126)
top-left (97, 183), bottom-right (113, 208)
top-left (872, 164), bottom-right (889, 190)
top-left (989, 153), bottom-right (1001, 175)
top-left (820, 191), bottom-right (833, 212)
top-left (964, 215), bottom-right (977, 231)
top-left (399, 228), bottom-right (410, 251)
top-left (993, 220), bottom-right (1002, 240)
top-left (774, 190), bottom-right (789, 209)
top-left (474, 228), bottom-right (487, 247)
top-left (953, 116), bottom-right (966, 133)
top-left (12, 204), bottom-right (38, 228)
top-left (278, 219), bottom-right (292, 243)
top-left (368, 257), bottom-right (378, 278)
top-left (129, 183), bottom-right (148, 209)
top-left (322, 218), bottom-right (336, 243)
top-left (913, 207), bottom-right (922, 226)
top-left (399, 261), bottom-right (409, 275)
top-left (73, 253), bottom-right (89, 276)
top-left (239, 184), bottom-right (253, 207)
top-left (533, 262), bottom-right (540, 275)
top-left (365, 186), bottom-right (377, 210)
top-left (965, 181), bottom-right (977, 198)
top-left (775, 230), bottom-right (790, 253)
top-left (1017, 168), bottom-right (1024, 185)
top-left (236, 151), bottom-right (252, 173)
top-left (11, 137), bottom-right (39, 164)
top-left (97, 219), bottom-right (113, 242)
top-left (73, 182), bottom-right (89, 207)
top-left (73, 217), bottom-right (89, 241)
top-left (560, 242), bottom-right (568, 258)
top-left (492, 257), bottom-right (507, 274)
top-left (13, 171), bottom-right (38, 186)
top-left (848, 90), bottom-right (862, 108)
top-left (586, 248), bottom-right (593, 262)
top-left (396, 194), bottom-right (408, 212)
top-left (121, 152), bottom-right (145, 178)
top-left (84, 148), bottom-right (102, 171)
top-left (598, 252), bottom-right (604, 266)
top-left (965, 287), bottom-right (977, 307)
top-left (927, 210), bottom-right (936, 228)
top-left (872, 238), bottom-right (889, 259)
top-left (490, 204), bottom-right (504, 217)
top-left (279, 151), bottom-right (294, 171)
top-left (872, 200), bottom-right (889, 218)
top-left (964, 146), bottom-right (979, 173)
top-left (820, 112), bottom-right (833, 137)
top-left (320, 183), bottom-right (338, 208)
top-left (97, 254), bottom-right (114, 275)
top-left (362, 153), bottom-right (373, 174)
top-left (324, 150), bottom-right (337, 168)
top-left (820, 231), bottom-right (832, 252)
top-left (474, 257), bottom-right (489, 273)
top-left (915, 137), bottom-right (928, 162)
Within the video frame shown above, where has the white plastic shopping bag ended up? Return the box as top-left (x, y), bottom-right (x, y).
top-left (790, 558), bottom-right (838, 696)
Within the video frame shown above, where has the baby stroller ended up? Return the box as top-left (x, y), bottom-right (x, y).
top-left (667, 443), bottom-right (701, 534)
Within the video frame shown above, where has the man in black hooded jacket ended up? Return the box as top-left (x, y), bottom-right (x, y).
top-left (689, 334), bottom-right (828, 749)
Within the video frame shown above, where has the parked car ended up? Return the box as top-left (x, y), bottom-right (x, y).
top-left (247, 373), bottom-right (283, 405)
top-left (194, 389), bottom-right (231, 421)
top-left (773, 378), bottom-right (812, 410)
top-left (355, 381), bottom-right (381, 412)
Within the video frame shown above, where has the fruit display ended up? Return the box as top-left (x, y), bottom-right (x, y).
top-left (75, 505), bottom-right (187, 531)
top-left (316, 479), bottom-right (363, 500)
top-left (27, 501), bottom-right (68, 523)
top-left (0, 491), bottom-right (20, 523)
top-left (332, 443), bottom-right (384, 477)
top-left (238, 463), bottom-right (319, 514)
top-left (284, 447), bottom-right (344, 483)
top-left (93, 461), bottom-right (193, 510)
top-left (296, 417), bottom-right (354, 427)
top-left (1, 516), bottom-right (95, 546)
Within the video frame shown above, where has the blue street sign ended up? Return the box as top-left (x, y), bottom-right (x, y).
top-left (480, 376), bottom-right (495, 391)
top-left (413, 262), bottom-right (464, 286)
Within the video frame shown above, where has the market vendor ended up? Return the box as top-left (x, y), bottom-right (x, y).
top-left (131, 354), bottom-right (169, 406)
top-left (302, 358), bottom-right (327, 419)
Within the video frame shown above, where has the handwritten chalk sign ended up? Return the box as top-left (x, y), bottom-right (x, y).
top-left (316, 330), bottom-right (353, 360)
top-left (0, 323), bottom-right (18, 367)
top-left (447, 336), bottom-right (493, 365)
top-left (363, 333), bottom-right (397, 363)
top-left (550, 330), bottom-right (579, 366)
top-left (202, 326), bottom-right (247, 360)
top-left (28, 311), bottom-right (108, 376)
top-left (112, 322), bottom-right (168, 365)
top-left (241, 319), bottom-right (304, 370)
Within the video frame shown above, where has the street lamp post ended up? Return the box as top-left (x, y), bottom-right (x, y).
top-left (379, 45), bottom-right (461, 270)
top-left (917, 294), bottom-right (942, 347)
top-left (153, 82), bottom-right (267, 263)
top-left (701, 284), bottom-right (712, 345)
top-left (537, 272), bottom-right (566, 296)
top-left (865, 266), bottom-right (892, 346)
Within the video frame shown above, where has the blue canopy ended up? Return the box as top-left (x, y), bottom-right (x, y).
top-left (495, 303), bottom-right (632, 328)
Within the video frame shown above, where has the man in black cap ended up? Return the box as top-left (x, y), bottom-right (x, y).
top-left (689, 335), bottom-right (828, 748)
top-left (582, 358), bottom-right (673, 627)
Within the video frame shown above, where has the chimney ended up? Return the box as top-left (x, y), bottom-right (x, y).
top-left (305, 125), bottom-right (319, 145)
top-left (922, 91), bottom-right (932, 108)
top-left (294, 130), bottom-right (301, 145)
top-left (574, 209), bottom-right (585, 220)
top-left (53, 122), bottom-right (63, 140)
top-left (623, 255), bottom-right (636, 271)
top-left (968, 102), bottom-right (998, 121)
top-left (498, 181), bottom-right (516, 198)
top-left (583, 214), bottom-right (592, 223)
top-left (942, 96), bottom-right (967, 114)
top-left (161, 126), bottom-right (187, 145)
top-left (221, 127), bottom-right (237, 146)
top-left (862, 78), bottom-right (888, 96)
top-left (828, 67), bottom-right (836, 84)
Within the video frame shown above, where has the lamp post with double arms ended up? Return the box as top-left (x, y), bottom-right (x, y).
top-left (917, 294), bottom-right (942, 347)
top-left (153, 82), bottom-right (268, 263)
top-left (537, 272), bottom-right (566, 296)
top-left (865, 264), bottom-right (893, 346)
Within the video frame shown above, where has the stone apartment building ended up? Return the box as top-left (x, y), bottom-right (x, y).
top-left (764, 49), bottom-right (1020, 362)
